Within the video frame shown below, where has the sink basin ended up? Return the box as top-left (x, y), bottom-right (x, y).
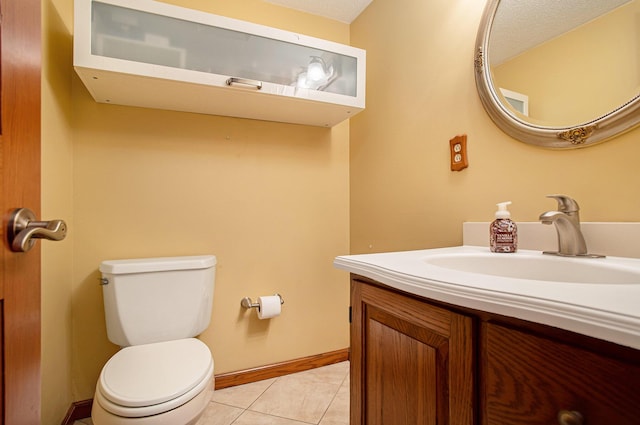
top-left (334, 245), bottom-right (640, 350)
top-left (424, 251), bottom-right (640, 284)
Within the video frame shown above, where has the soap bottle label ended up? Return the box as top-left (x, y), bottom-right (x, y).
top-left (490, 219), bottom-right (517, 253)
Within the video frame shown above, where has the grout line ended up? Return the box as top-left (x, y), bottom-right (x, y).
top-left (221, 362), bottom-right (349, 425)
top-left (245, 375), bottom-right (279, 412)
top-left (320, 369), bottom-right (350, 425)
top-left (229, 374), bottom-right (281, 424)
top-left (229, 407), bottom-right (317, 425)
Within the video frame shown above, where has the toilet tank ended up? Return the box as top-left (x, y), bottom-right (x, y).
top-left (99, 255), bottom-right (216, 347)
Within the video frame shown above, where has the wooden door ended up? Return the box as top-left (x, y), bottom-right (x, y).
top-left (351, 279), bottom-right (474, 425)
top-left (0, 0), bottom-right (43, 423)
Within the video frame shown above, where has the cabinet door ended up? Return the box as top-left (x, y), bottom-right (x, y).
top-left (351, 280), bottom-right (474, 425)
top-left (483, 323), bottom-right (640, 425)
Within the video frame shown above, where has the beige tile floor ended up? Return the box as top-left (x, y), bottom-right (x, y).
top-left (74, 361), bottom-right (349, 425)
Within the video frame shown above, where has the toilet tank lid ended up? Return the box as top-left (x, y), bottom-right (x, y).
top-left (100, 255), bottom-right (216, 274)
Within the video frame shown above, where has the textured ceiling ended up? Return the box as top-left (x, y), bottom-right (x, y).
top-left (263, 0), bottom-right (373, 23)
top-left (261, 0), bottom-right (632, 62)
top-left (491, 0), bottom-right (632, 64)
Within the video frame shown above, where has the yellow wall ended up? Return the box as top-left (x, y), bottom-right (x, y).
top-left (42, 0), bottom-right (351, 421)
top-left (41, 0), bottom-right (640, 422)
top-left (349, 0), bottom-right (640, 256)
top-left (42, 0), bottom-right (74, 423)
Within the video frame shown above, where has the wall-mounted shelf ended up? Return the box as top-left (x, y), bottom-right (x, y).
top-left (73, 0), bottom-right (366, 127)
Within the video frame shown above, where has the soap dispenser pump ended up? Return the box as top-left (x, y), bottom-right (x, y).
top-left (490, 201), bottom-right (518, 253)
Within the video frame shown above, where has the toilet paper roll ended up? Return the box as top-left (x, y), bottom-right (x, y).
top-left (257, 295), bottom-right (281, 319)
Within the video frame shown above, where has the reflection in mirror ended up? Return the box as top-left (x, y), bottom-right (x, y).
top-left (499, 88), bottom-right (528, 116)
top-left (475, 0), bottom-right (640, 148)
top-left (491, 0), bottom-right (637, 126)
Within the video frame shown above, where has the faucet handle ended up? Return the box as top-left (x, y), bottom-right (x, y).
top-left (546, 194), bottom-right (580, 212)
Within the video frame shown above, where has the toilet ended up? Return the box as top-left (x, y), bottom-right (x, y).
top-left (92, 255), bottom-right (217, 425)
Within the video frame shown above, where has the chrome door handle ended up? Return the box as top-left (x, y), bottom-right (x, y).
top-left (7, 208), bottom-right (68, 252)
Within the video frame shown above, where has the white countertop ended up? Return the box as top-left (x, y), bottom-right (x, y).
top-left (334, 245), bottom-right (640, 350)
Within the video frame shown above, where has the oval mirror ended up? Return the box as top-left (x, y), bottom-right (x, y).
top-left (475, 0), bottom-right (640, 148)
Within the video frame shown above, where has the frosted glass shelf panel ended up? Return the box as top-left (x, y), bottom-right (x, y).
top-left (92, 2), bottom-right (357, 96)
top-left (74, 0), bottom-right (366, 127)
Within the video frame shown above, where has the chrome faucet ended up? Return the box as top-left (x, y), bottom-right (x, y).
top-left (539, 194), bottom-right (603, 257)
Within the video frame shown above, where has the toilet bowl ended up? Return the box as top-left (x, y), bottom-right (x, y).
top-left (92, 256), bottom-right (217, 425)
top-left (92, 339), bottom-right (213, 424)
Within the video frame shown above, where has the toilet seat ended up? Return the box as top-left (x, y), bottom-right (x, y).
top-left (97, 338), bottom-right (213, 418)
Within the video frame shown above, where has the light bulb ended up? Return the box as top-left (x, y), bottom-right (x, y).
top-left (306, 57), bottom-right (326, 82)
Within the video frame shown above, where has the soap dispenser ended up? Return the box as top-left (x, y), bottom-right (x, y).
top-left (490, 201), bottom-right (518, 253)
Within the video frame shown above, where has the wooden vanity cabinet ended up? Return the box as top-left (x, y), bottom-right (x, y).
top-left (351, 276), bottom-right (640, 425)
top-left (483, 322), bottom-right (640, 425)
top-left (350, 279), bottom-right (474, 425)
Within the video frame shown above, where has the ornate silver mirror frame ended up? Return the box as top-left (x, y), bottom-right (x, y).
top-left (474, 0), bottom-right (640, 149)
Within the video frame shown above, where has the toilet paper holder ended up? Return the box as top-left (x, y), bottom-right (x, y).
top-left (241, 293), bottom-right (284, 310)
